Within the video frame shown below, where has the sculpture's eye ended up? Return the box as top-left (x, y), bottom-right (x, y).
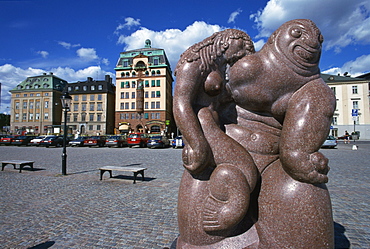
top-left (319, 34), bottom-right (324, 43)
top-left (291, 28), bottom-right (302, 38)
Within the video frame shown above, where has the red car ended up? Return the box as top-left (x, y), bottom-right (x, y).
top-left (127, 133), bottom-right (149, 148)
top-left (83, 136), bottom-right (106, 147)
top-left (0, 135), bottom-right (18, 146)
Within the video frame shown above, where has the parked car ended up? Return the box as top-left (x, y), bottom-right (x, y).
top-left (105, 135), bottom-right (127, 148)
top-left (321, 135), bottom-right (338, 149)
top-left (39, 136), bottom-right (66, 147)
top-left (29, 135), bottom-right (49, 146)
top-left (11, 135), bottom-right (37, 146)
top-left (147, 135), bottom-right (170, 148)
top-left (83, 136), bottom-right (106, 147)
top-left (127, 133), bottom-right (149, 148)
top-left (0, 135), bottom-right (18, 146)
top-left (172, 136), bottom-right (185, 148)
top-left (69, 136), bottom-right (88, 147)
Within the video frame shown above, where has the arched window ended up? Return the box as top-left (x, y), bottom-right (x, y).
top-left (151, 70), bottom-right (155, 76)
top-left (156, 70), bottom-right (161, 75)
top-left (132, 72), bottom-right (136, 77)
top-left (150, 125), bottom-right (160, 133)
top-left (145, 71), bottom-right (149, 76)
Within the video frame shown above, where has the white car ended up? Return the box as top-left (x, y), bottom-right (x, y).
top-left (29, 135), bottom-right (50, 146)
top-left (321, 135), bottom-right (338, 149)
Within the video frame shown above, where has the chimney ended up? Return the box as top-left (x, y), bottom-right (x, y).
top-left (105, 75), bottom-right (111, 83)
top-left (87, 77), bottom-right (93, 82)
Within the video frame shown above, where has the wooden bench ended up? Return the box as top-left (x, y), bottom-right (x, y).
top-left (99, 166), bottom-right (147, 184)
top-left (1, 160), bottom-right (34, 173)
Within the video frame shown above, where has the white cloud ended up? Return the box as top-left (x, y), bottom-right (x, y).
top-left (117, 21), bottom-right (222, 70)
top-left (37, 51), bottom-right (49, 59)
top-left (228, 9), bottom-right (242, 24)
top-left (323, 54), bottom-right (370, 77)
top-left (76, 48), bottom-right (99, 61)
top-left (101, 58), bottom-right (109, 66)
top-left (115, 17), bottom-right (141, 32)
top-left (250, 0), bottom-right (370, 51)
top-left (58, 41), bottom-right (81, 49)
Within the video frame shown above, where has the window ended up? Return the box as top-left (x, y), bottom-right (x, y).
top-left (132, 82), bottom-right (136, 88)
top-left (145, 80), bottom-right (149, 87)
top-left (98, 85), bottom-right (103, 90)
top-left (131, 113), bottom-right (136, 119)
top-left (121, 93), bottom-right (125, 99)
top-left (16, 94), bottom-right (20, 97)
top-left (151, 102), bottom-right (155, 109)
top-left (121, 82), bottom-right (125, 88)
top-left (15, 102), bottom-right (19, 109)
top-left (44, 113), bottom-right (49, 120)
top-left (23, 113), bottom-right (27, 120)
top-left (156, 91), bottom-right (161, 97)
top-left (132, 92), bottom-right (136, 98)
top-left (120, 103), bottom-right (125, 110)
top-left (35, 101), bottom-right (40, 109)
top-left (330, 87), bottom-right (336, 95)
top-left (83, 86), bottom-right (87, 91)
top-left (332, 117), bottom-right (337, 125)
top-left (131, 102), bottom-right (135, 109)
top-left (89, 114), bottom-right (94, 121)
top-left (89, 125), bottom-right (94, 130)
top-left (82, 95), bottom-right (87, 101)
top-left (125, 103), bottom-right (129, 109)
top-left (35, 113), bottom-right (40, 120)
top-left (43, 84), bottom-right (49, 88)
top-left (156, 101), bottom-right (160, 109)
top-left (151, 91), bottom-right (155, 98)
top-left (97, 94), bottom-right (102, 100)
top-left (353, 101), bottom-right (359, 109)
top-left (132, 72), bottom-right (136, 77)
top-left (81, 113), bottom-right (86, 122)
top-left (97, 114), bottom-right (102, 121)
top-left (74, 95), bottom-right (79, 101)
top-left (156, 80), bottom-right (160, 87)
top-left (81, 103), bottom-right (86, 111)
top-left (90, 95), bottom-right (95, 101)
top-left (23, 101), bottom-right (28, 109)
top-left (91, 85), bottom-right (95, 90)
top-left (352, 85), bottom-right (358, 94)
top-left (36, 93), bottom-right (40, 97)
top-left (74, 103), bottom-right (79, 111)
top-left (151, 80), bottom-right (155, 87)
top-left (153, 57), bottom-right (159, 65)
top-left (15, 113), bottom-right (19, 120)
top-left (30, 93), bottom-right (34, 97)
top-left (97, 125), bottom-right (101, 130)
top-left (90, 103), bottom-right (95, 111)
top-left (125, 92), bottom-right (129, 99)
top-left (123, 60), bottom-right (129, 67)
top-left (24, 94), bottom-right (27, 97)
top-left (29, 102), bottom-right (34, 109)
top-left (126, 81), bottom-right (130, 88)
top-left (44, 93), bottom-right (49, 96)
top-left (156, 113), bottom-right (160, 119)
top-left (44, 101), bottom-right (49, 108)
top-left (156, 70), bottom-right (161, 75)
top-left (67, 86), bottom-right (72, 92)
top-left (29, 113), bottom-right (33, 120)
top-left (73, 114), bottom-right (78, 122)
top-left (145, 91), bottom-right (149, 98)
top-left (145, 102), bottom-right (148, 109)
top-left (97, 103), bottom-right (102, 111)
top-left (144, 113), bottom-right (149, 119)
top-left (66, 114), bottom-right (71, 122)
top-left (120, 113), bottom-right (125, 119)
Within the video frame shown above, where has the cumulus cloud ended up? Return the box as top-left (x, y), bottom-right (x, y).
top-left (37, 51), bottom-right (49, 59)
top-left (250, 0), bottom-right (370, 51)
top-left (115, 17), bottom-right (141, 33)
top-left (76, 48), bottom-right (99, 61)
top-left (228, 9), bottom-right (242, 23)
top-left (58, 41), bottom-right (81, 49)
top-left (117, 21), bottom-right (222, 70)
top-left (322, 54), bottom-right (370, 77)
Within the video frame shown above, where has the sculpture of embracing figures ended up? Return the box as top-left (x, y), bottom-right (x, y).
top-left (173, 19), bottom-right (335, 248)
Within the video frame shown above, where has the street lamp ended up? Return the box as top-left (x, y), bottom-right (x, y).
top-left (60, 92), bottom-right (72, 175)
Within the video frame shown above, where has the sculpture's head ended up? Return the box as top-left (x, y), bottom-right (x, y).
top-left (267, 19), bottom-right (323, 73)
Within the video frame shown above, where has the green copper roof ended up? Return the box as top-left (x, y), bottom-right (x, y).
top-left (11, 73), bottom-right (68, 92)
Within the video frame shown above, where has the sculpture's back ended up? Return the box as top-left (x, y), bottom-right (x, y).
top-left (174, 19), bottom-right (335, 248)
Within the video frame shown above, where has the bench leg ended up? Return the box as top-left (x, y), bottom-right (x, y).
top-left (19, 163), bottom-right (33, 173)
top-left (100, 170), bottom-right (113, 180)
top-left (1, 163), bottom-right (5, 171)
top-left (133, 170), bottom-right (145, 184)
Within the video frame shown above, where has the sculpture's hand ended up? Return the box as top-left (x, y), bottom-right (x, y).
top-left (182, 142), bottom-right (213, 175)
top-left (282, 151), bottom-right (330, 184)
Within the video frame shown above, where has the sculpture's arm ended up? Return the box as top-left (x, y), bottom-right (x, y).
top-left (279, 78), bottom-right (336, 184)
top-left (174, 63), bottom-right (214, 174)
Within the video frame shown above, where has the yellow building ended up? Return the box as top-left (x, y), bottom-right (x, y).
top-left (115, 39), bottom-right (174, 135)
top-left (9, 72), bottom-right (67, 134)
top-left (322, 73), bottom-right (370, 139)
top-left (65, 75), bottom-right (115, 135)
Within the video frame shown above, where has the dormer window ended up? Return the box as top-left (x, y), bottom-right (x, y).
top-left (123, 60), bottom-right (129, 67)
top-left (34, 84), bottom-right (39, 89)
top-left (17, 85), bottom-right (22, 89)
top-left (153, 57), bottom-right (159, 65)
top-left (25, 85), bottom-right (30, 89)
top-left (43, 83), bottom-right (49, 88)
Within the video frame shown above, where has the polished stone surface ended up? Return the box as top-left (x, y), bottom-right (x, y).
top-left (174, 19), bottom-right (336, 248)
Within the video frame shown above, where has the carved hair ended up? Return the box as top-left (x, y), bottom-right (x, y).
top-left (175, 29), bottom-right (255, 76)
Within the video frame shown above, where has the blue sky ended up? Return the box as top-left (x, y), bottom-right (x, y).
top-left (1, 0), bottom-right (369, 113)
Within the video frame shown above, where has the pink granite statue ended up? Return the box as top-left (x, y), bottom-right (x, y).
top-left (174, 19), bottom-right (335, 248)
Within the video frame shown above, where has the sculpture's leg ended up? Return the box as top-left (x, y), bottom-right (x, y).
top-left (256, 160), bottom-right (334, 248)
top-left (198, 107), bottom-right (258, 234)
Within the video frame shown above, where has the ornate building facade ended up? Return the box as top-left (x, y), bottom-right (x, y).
top-left (114, 39), bottom-right (175, 135)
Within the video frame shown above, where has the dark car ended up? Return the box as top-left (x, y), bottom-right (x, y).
top-left (83, 136), bottom-right (106, 147)
top-left (106, 135), bottom-right (127, 148)
top-left (147, 135), bottom-right (170, 148)
top-left (127, 133), bottom-right (149, 148)
top-left (0, 135), bottom-right (18, 146)
top-left (39, 136), bottom-right (65, 147)
top-left (172, 136), bottom-right (185, 148)
top-left (69, 137), bottom-right (88, 147)
top-left (11, 136), bottom-right (37, 146)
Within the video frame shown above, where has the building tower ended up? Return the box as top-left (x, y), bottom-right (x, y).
top-left (115, 39), bottom-right (174, 136)
top-left (9, 72), bottom-right (68, 134)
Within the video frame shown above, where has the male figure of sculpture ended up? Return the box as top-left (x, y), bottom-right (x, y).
top-left (174, 19), bottom-right (335, 248)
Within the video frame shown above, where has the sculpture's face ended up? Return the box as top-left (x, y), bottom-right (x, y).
top-left (273, 19), bottom-right (323, 70)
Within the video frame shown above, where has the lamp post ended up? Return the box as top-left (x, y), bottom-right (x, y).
top-left (60, 92), bottom-right (72, 175)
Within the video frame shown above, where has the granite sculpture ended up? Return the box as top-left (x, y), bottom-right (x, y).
top-left (173, 19), bottom-right (335, 248)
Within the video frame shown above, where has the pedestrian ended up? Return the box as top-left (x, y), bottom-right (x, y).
top-left (344, 130), bottom-right (350, 144)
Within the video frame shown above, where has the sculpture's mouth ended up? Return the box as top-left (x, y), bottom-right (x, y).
top-left (292, 44), bottom-right (320, 67)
